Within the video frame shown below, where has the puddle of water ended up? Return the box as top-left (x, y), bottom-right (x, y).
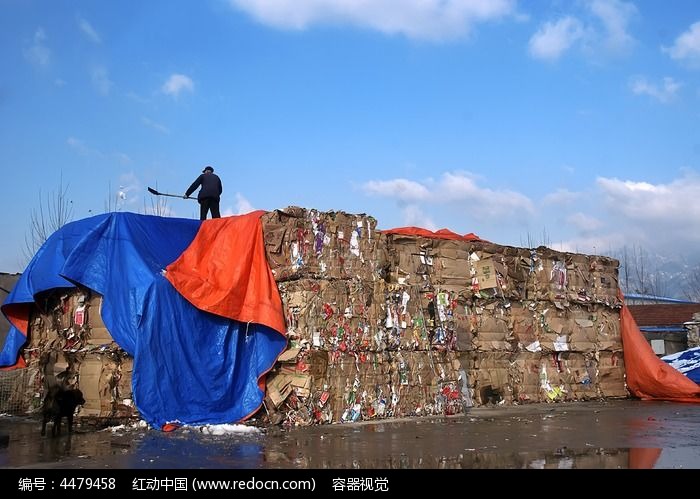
top-left (2, 400), bottom-right (700, 469)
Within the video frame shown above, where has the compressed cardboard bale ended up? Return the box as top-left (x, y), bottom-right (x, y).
top-left (536, 307), bottom-right (572, 354)
top-left (265, 371), bottom-right (294, 409)
top-left (473, 257), bottom-right (500, 291)
top-left (511, 303), bottom-right (538, 352)
top-left (100, 356), bottom-right (120, 415)
top-left (452, 298), bottom-right (472, 352)
top-left (568, 306), bottom-right (598, 353)
top-left (596, 309), bottom-right (623, 351)
top-left (539, 353), bottom-right (576, 402)
top-left (556, 352), bottom-right (598, 400)
top-left (590, 256), bottom-right (620, 306)
top-left (307, 349), bottom-right (329, 381)
top-left (261, 207), bottom-right (379, 283)
top-left (383, 233), bottom-right (435, 287)
top-left (536, 356), bottom-right (559, 402)
top-left (279, 278), bottom-right (381, 352)
top-left (521, 247), bottom-right (621, 305)
top-left (383, 287), bottom-right (459, 352)
top-left (27, 312), bottom-right (57, 352)
top-left (432, 238), bottom-right (472, 286)
top-left (356, 351), bottom-right (392, 376)
top-left (470, 304), bottom-right (513, 352)
top-left (324, 372), bottom-right (359, 422)
top-left (538, 257), bottom-right (568, 302)
top-left (430, 289), bottom-right (461, 350)
top-left (302, 350), bottom-right (358, 423)
top-left (86, 327), bottom-right (114, 346)
top-left (358, 372), bottom-right (393, 419)
top-left (566, 253), bottom-right (593, 303)
top-left (469, 352), bottom-right (512, 405)
top-left (429, 350), bottom-right (468, 415)
top-left (509, 352), bottom-right (542, 403)
top-left (597, 350), bottom-right (628, 398)
top-left (85, 292), bottom-right (116, 346)
top-left (373, 350), bottom-right (462, 417)
top-left (78, 355), bottom-right (104, 417)
top-left (114, 356), bottom-right (136, 417)
top-left (28, 290), bottom-right (69, 351)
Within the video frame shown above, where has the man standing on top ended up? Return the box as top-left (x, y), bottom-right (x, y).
top-left (184, 165), bottom-right (223, 220)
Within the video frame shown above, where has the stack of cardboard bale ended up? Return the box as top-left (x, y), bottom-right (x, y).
top-left (17, 206), bottom-right (625, 425)
top-left (19, 288), bottom-right (135, 420)
top-left (262, 207), bottom-right (626, 426)
top-left (261, 207), bottom-right (403, 425)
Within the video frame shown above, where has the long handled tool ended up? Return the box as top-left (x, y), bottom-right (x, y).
top-left (147, 187), bottom-right (195, 199)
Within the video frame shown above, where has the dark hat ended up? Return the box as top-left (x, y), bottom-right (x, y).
top-left (202, 166), bottom-right (214, 173)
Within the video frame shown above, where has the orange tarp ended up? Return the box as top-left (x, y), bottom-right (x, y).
top-left (621, 303), bottom-right (700, 403)
top-left (628, 448), bottom-right (662, 469)
top-left (165, 210), bottom-right (286, 336)
top-left (381, 226), bottom-right (486, 242)
top-left (0, 302), bottom-right (29, 370)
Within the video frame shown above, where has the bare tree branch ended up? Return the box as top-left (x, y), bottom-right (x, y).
top-left (23, 175), bottom-right (73, 263)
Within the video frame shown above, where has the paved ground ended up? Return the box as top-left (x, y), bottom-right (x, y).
top-left (1, 399), bottom-right (699, 469)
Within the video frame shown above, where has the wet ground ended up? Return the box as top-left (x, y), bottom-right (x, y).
top-left (1, 399), bottom-right (699, 469)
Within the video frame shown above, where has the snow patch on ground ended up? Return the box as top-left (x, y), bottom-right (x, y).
top-left (194, 424), bottom-right (261, 436)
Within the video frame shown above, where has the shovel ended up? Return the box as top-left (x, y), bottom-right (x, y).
top-left (147, 187), bottom-right (195, 199)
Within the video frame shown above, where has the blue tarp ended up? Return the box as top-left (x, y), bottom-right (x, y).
top-left (662, 347), bottom-right (700, 384)
top-left (0, 213), bottom-right (286, 428)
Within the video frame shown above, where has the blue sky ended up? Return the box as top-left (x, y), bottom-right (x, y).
top-left (2, 0), bottom-right (700, 273)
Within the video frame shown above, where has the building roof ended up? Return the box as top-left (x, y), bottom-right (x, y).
top-left (627, 304), bottom-right (700, 328)
top-left (624, 293), bottom-right (696, 304)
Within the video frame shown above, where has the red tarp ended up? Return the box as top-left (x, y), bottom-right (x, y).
top-left (381, 226), bottom-right (486, 242)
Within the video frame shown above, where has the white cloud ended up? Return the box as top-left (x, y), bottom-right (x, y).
top-left (127, 92), bottom-right (150, 104)
top-left (115, 153), bottom-right (132, 165)
top-left (542, 188), bottom-right (582, 206)
top-left (361, 170), bottom-right (700, 260)
top-left (588, 0), bottom-right (636, 54)
top-left (566, 212), bottom-right (602, 232)
top-left (596, 175), bottom-right (700, 220)
top-left (91, 66), bottom-right (113, 96)
top-left (78, 17), bottom-right (101, 43)
top-left (555, 232), bottom-right (624, 257)
top-left (401, 205), bottom-right (437, 230)
top-left (223, 193), bottom-right (256, 217)
top-left (23, 28), bottom-right (50, 67)
top-left (235, 193), bottom-right (255, 214)
top-left (67, 137), bottom-right (127, 165)
top-left (162, 74), bottom-right (194, 98)
top-left (529, 17), bottom-right (584, 61)
top-left (141, 117), bottom-right (170, 134)
top-left (363, 178), bottom-right (431, 202)
top-left (66, 137), bottom-right (90, 156)
top-left (664, 21), bottom-right (700, 68)
top-left (363, 171), bottom-right (534, 219)
top-left (437, 172), bottom-right (534, 215)
top-left (228, 0), bottom-right (516, 41)
top-left (529, 0), bottom-right (636, 62)
top-left (595, 173), bottom-right (700, 248)
top-left (538, 172), bottom-right (700, 257)
top-left (630, 76), bottom-right (681, 103)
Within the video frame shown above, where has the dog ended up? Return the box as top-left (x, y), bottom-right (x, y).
top-left (41, 386), bottom-right (86, 437)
